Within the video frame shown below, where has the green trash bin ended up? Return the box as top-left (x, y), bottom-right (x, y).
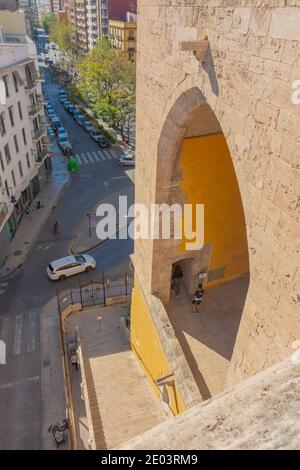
top-left (68, 158), bottom-right (79, 172)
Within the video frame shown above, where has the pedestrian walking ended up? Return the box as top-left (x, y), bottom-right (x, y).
top-left (192, 284), bottom-right (204, 314)
top-left (25, 207), bottom-right (31, 217)
top-left (53, 221), bottom-right (60, 236)
top-left (71, 352), bottom-right (78, 371)
top-left (36, 200), bottom-right (41, 210)
top-left (172, 264), bottom-right (183, 297)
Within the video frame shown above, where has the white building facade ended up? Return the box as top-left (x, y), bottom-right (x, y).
top-left (0, 33), bottom-right (49, 263)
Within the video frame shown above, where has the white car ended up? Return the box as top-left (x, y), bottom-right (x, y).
top-left (47, 254), bottom-right (96, 280)
top-left (119, 154), bottom-right (135, 166)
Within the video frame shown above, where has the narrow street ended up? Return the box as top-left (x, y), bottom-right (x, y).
top-left (0, 65), bottom-right (134, 449)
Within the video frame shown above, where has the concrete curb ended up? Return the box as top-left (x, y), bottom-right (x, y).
top-left (68, 186), bottom-right (133, 255)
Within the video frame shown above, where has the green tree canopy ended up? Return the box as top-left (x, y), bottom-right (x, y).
top-left (49, 20), bottom-right (78, 59)
top-left (42, 12), bottom-right (57, 34)
top-left (77, 39), bottom-right (136, 136)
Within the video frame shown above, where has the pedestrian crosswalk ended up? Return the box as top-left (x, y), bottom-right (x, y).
top-left (0, 311), bottom-right (39, 358)
top-left (74, 148), bottom-right (117, 166)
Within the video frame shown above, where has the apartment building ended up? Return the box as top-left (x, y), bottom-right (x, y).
top-left (0, 11), bottom-right (49, 262)
top-left (68, 0), bottom-right (108, 52)
top-left (109, 17), bottom-right (136, 61)
top-left (16, 0), bottom-right (39, 38)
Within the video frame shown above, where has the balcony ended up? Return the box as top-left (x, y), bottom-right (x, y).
top-left (32, 147), bottom-right (49, 163)
top-left (28, 102), bottom-right (42, 117)
top-left (32, 124), bottom-right (46, 142)
top-left (25, 78), bottom-right (37, 91)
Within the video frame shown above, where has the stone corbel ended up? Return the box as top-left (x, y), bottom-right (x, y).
top-left (180, 37), bottom-right (209, 64)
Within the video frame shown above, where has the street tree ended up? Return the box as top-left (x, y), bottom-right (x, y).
top-left (42, 12), bottom-right (58, 33)
top-left (49, 20), bottom-right (79, 77)
top-left (77, 39), bottom-right (135, 137)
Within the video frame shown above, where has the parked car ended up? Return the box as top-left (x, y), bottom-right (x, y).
top-left (48, 110), bottom-right (56, 121)
top-left (82, 120), bottom-right (94, 132)
top-left (46, 104), bottom-right (54, 115)
top-left (47, 255), bottom-right (96, 280)
top-left (64, 101), bottom-right (76, 114)
top-left (47, 125), bottom-right (55, 137)
top-left (119, 154), bottom-right (135, 166)
top-left (57, 133), bottom-right (72, 154)
top-left (89, 128), bottom-right (109, 147)
top-left (57, 127), bottom-right (68, 138)
top-left (51, 116), bottom-right (62, 131)
top-left (75, 114), bottom-right (86, 126)
top-left (63, 100), bottom-right (71, 110)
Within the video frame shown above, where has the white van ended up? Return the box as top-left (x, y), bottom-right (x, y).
top-left (47, 254), bottom-right (96, 280)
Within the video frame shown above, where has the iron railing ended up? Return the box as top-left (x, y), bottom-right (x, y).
top-left (56, 272), bottom-right (133, 313)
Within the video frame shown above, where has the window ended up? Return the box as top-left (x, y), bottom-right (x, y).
top-left (13, 72), bottom-right (18, 93)
top-left (14, 135), bottom-right (19, 153)
top-left (26, 152), bottom-right (30, 169)
top-left (18, 102), bottom-right (23, 120)
top-left (8, 106), bottom-right (14, 127)
top-left (2, 75), bottom-right (9, 98)
top-left (0, 152), bottom-right (4, 171)
top-left (0, 113), bottom-right (5, 137)
top-left (22, 128), bottom-right (27, 145)
top-left (11, 169), bottom-right (16, 187)
top-left (4, 143), bottom-right (11, 164)
top-left (18, 161), bottom-right (23, 178)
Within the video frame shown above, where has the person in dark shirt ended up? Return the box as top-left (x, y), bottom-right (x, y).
top-left (172, 264), bottom-right (183, 297)
top-left (192, 284), bottom-right (204, 313)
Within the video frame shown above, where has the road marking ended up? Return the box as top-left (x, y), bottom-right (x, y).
top-left (0, 375), bottom-right (40, 390)
top-left (86, 152), bottom-right (94, 162)
top-left (112, 176), bottom-right (128, 180)
top-left (0, 282), bottom-right (8, 287)
top-left (107, 149), bottom-right (117, 159)
top-left (13, 315), bottom-right (23, 356)
top-left (97, 150), bottom-right (106, 161)
top-left (0, 316), bottom-right (9, 344)
top-left (92, 152), bottom-right (100, 162)
top-left (102, 149), bottom-right (112, 160)
top-left (27, 311), bottom-right (36, 353)
top-left (75, 154), bottom-right (82, 164)
top-left (80, 153), bottom-right (88, 164)
top-left (0, 290), bottom-right (5, 295)
top-left (43, 244), bottom-right (52, 250)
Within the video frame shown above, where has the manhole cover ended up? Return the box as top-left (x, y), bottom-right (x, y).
top-left (14, 250), bottom-right (22, 256)
top-left (24, 242), bottom-right (29, 245)
top-left (43, 359), bottom-right (51, 367)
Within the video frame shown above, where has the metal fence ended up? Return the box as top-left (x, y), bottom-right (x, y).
top-left (57, 272), bottom-right (133, 313)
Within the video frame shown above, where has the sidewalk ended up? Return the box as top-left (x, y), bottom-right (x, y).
top-left (70, 185), bottom-right (134, 254)
top-left (0, 152), bottom-right (69, 280)
top-left (65, 304), bottom-right (170, 449)
top-left (40, 297), bottom-right (69, 450)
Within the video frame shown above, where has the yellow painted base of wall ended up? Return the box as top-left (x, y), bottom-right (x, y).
top-left (130, 276), bottom-right (186, 416)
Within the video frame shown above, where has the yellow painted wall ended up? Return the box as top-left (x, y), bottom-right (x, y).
top-left (130, 276), bottom-right (186, 415)
top-left (180, 134), bottom-right (249, 286)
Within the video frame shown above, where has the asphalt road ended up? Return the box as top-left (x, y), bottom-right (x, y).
top-left (0, 63), bottom-right (134, 449)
